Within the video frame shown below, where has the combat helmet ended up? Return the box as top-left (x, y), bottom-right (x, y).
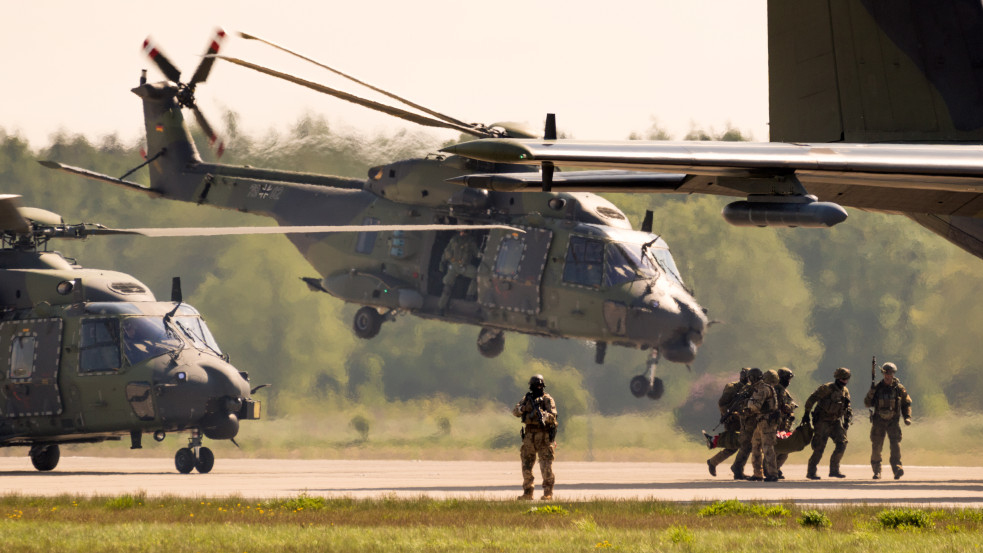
top-left (529, 374), bottom-right (545, 390)
top-left (881, 362), bottom-right (898, 374)
top-left (833, 367), bottom-right (851, 380)
top-left (747, 368), bottom-right (763, 382)
top-left (778, 367), bottom-right (794, 381)
top-left (763, 369), bottom-right (780, 385)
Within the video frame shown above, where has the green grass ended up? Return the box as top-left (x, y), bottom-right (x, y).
top-left (0, 496), bottom-right (982, 552)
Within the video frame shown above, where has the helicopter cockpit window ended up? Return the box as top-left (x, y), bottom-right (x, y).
top-left (563, 236), bottom-right (605, 288)
top-left (648, 247), bottom-right (684, 287)
top-left (494, 236), bottom-right (526, 277)
top-left (121, 317), bottom-right (183, 365)
top-left (604, 242), bottom-right (660, 287)
top-left (79, 318), bottom-right (121, 373)
top-left (355, 217), bottom-right (381, 254)
top-left (9, 335), bottom-right (36, 380)
top-left (175, 316), bottom-right (223, 355)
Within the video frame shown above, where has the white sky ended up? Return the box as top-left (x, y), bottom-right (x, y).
top-left (1, 1), bottom-right (768, 149)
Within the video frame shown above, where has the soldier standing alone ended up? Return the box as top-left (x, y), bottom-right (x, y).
top-left (864, 362), bottom-right (912, 480)
top-left (803, 367), bottom-right (852, 480)
top-left (706, 368), bottom-right (749, 477)
top-left (512, 374), bottom-right (558, 500)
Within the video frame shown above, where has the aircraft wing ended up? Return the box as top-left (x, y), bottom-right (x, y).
top-left (442, 140), bottom-right (983, 216)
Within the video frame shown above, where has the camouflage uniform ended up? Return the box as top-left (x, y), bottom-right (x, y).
top-left (803, 368), bottom-right (852, 479)
top-left (707, 370), bottom-right (748, 476)
top-left (774, 368), bottom-right (798, 476)
top-left (439, 232), bottom-right (479, 310)
top-left (748, 370), bottom-right (780, 481)
top-left (864, 362), bottom-right (912, 480)
top-left (512, 375), bottom-right (558, 500)
top-left (730, 368), bottom-right (762, 480)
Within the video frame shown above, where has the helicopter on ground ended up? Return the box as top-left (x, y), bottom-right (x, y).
top-left (44, 31), bottom-right (709, 401)
top-left (0, 194), bottom-right (261, 473)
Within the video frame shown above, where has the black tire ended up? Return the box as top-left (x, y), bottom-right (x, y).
top-left (30, 444), bottom-right (60, 472)
top-left (175, 448), bottom-right (195, 474)
top-left (647, 378), bottom-right (665, 400)
top-left (195, 447), bottom-right (215, 474)
top-left (352, 307), bottom-right (382, 339)
top-left (629, 375), bottom-right (650, 398)
top-left (477, 329), bottom-right (505, 358)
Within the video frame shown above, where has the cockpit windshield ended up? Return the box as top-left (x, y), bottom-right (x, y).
top-left (563, 229), bottom-right (686, 289)
top-left (604, 242), bottom-right (659, 286)
top-left (121, 314), bottom-right (223, 365)
top-left (121, 317), bottom-right (182, 365)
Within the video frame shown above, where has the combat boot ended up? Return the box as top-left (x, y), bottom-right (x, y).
top-left (828, 471), bottom-right (846, 478)
top-left (871, 463), bottom-right (881, 480)
top-left (707, 460), bottom-right (716, 477)
top-left (894, 468), bottom-right (904, 480)
top-left (806, 471), bottom-right (821, 480)
top-left (541, 486), bottom-right (553, 501)
top-left (732, 470), bottom-right (746, 480)
top-left (518, 488), bottom-right (534, 501)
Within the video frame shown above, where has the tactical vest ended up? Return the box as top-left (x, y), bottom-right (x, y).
top-left (815, 383), bottom-right (850, 421)
top-left (750, 382), bottom-right (778, 414)
top-left (872, 381), bottom-right (905, 420)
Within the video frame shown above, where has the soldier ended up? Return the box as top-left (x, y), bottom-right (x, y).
top-left (706, 368), bottom-right (750, 477)
top-left (774, 367), bottom-right (798, 478)
top-left (438, 230), bottom-right (479, 312)
top-left (729, 368), bottom-right (763, 480)
top-left (747, 369), bottom-right (781, 481)
top-left (512, 374), bottom-right (558, 500)
top-left (864, 362), bottom-right (912, 480)
top-left (802, 367), bottom-right (853, 480)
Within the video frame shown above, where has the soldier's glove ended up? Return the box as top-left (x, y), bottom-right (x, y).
top-left (801, 412), bottom-right (810, 425)
top-left (843, 420), bottom-right (850, 430)
top-left (904, 417), bottom-right (912, 426)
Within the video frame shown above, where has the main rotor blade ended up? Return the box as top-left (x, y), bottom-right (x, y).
top-left (239, 31), bottom-right (474, 130)
top-left (211, 55), bottom-right (493, 138)
top-left (86, 223), bottom-right (524, 237)
top-left (142, 37), bottom-right (182, 82)
top-left (0, 194), bottom-right (31, 234)
top-left (188, 28), bottom-right (227, 86)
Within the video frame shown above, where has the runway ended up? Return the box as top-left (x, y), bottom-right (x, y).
top-left (1, 457), bottom-right (981, 505)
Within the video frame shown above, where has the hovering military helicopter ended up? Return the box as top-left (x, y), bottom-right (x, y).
top-left (44, 30), bottom-right (709, 400)
top-left (0, 194), bottom-right (261, 473)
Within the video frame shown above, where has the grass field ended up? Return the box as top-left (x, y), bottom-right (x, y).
top-left (1, 495), bottom-right (982, 552)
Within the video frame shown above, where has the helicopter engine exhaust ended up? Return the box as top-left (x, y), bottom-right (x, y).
top-left (722, 196), bottom-right (847, 228)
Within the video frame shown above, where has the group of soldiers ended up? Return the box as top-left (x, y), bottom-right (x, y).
top-left (509, 362), bottom-right (913, 501)
top-left (707, 363), bottom-right (912, 481)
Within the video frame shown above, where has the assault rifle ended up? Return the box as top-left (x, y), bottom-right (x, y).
top-left (720, 384), bottom-right (754, 425)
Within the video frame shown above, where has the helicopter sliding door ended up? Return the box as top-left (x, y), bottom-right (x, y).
top-left (0, 319), bottom-right (64, 417)
top-left (477, 227), bottom-right (553, 315)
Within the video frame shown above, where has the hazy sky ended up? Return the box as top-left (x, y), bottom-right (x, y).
top-left (1, 1), bottom-right (768, 149)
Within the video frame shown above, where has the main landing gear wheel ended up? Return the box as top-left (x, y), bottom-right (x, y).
top-left (353, 306), bottom-right (383, 339)
top-left (477, 328), bottom-right (505, 358)
top-left (29, 444), bottom-right (60, 472)
top-left (195, 447), bottom-right (215, 474)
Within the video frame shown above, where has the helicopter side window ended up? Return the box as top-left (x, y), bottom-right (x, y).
top-left (79, 318), bottom-right (121, 373)
top-left (494, 236), bottom-right (526, 277)
top-left (9, 335), bottom-right (36, 380)
top-left (355, 217), bottom-right (381, 254)
top-left (563, 236), bottom-right (604, 288)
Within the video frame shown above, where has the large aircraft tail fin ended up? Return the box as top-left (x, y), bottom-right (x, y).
top-left (768, 0), bottom-right (983, 143)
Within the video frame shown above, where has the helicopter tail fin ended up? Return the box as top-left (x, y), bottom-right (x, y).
top-left (768, 0), bottom-right (983, 143)
top-left (131, 80), bottom-right (208, 203)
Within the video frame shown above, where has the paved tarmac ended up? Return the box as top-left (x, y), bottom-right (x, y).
top-left (0, 457), bottom-right (980, 506)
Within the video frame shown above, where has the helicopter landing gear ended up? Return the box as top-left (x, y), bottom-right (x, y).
top-left (629, 351), bottom-right (664, 400)
top-left (353, 306), bottom-right (383, 339)
top-left (175, 430), bottom-right (214, 474)
top-left (477, 328), bottom-right (505, 358)
top-left (29, 444), bottom-right (60, 472)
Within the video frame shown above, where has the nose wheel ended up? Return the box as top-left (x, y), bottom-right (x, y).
top-left (174, 430), bottom-right (215, 474)
top-left (477, 328), bottom-right (505, 358)
top-left (629, 351), bottom-right (664, 400)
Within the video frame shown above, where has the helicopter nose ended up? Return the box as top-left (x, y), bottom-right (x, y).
top-left (652, 292), bottom-right (708, 364)
top-left (155, 354), bottom-right (255, 440)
